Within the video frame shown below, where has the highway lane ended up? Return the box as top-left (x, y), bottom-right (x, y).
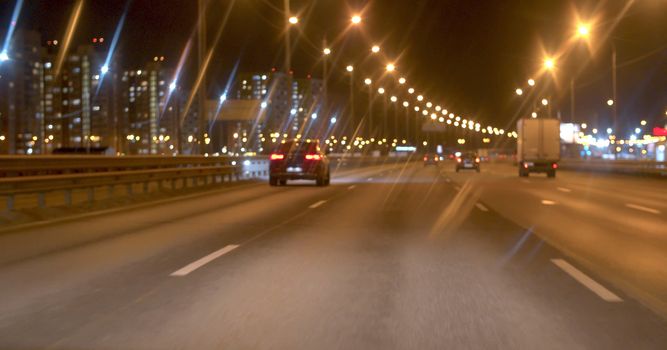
top-left (0, 161), bottom-right (666, 349)
top-left (443, 160), bottom-right (667, 317)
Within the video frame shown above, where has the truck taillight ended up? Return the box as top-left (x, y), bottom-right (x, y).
top-left (270, 154), bottom-right (284, 160)
top-left (552, 163), bottom-right (558, 169)
top-left (305, 154), bottom-right (321, 160)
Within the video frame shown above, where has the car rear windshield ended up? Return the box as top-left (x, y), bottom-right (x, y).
top-left (276, 142), bottom-right (320, 154)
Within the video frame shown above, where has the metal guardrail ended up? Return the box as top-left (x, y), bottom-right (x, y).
top-left (0, 155), bottom-right (237, 177)
top-left (0, 157), bottom-right (244, 212)
top-left (559, 159), bottom-right (667, 177)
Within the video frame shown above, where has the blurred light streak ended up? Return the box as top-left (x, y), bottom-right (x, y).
top-left (429, 179), bottom-right (481, 239)
top-left (498, 228), bottom-right (533, 267)
top-left (97, 0), bottom-right (133, 95)
top-left (1, 0), bottom-right (24, 58)
top-left (181, 0), bottom-right (237, 125)
top-left (54, 0), bottom-right (84, 77)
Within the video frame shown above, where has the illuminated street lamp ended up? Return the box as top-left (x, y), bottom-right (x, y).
top-left (528, 78), bottom-right (535, 86)
top-left (398, 77), bottom-right (406, 84)
top-left (100, 64), bottom-right (109, 75)
top-left (346, 65), bottom-right (354, 72)
top-left (607, 99), bottom-right (614, 106)
top-left (351, 15), bottom-right (362, 24)
top-left (378, 87), bottom-right (385, 94)
top-left (408, 88), bottom-right (415, 94)
top-left (0, 51), bottom-right (8, 62)
top-left (515, 88), bottom-right (523, 96)
top-left (417, 95), bottom-right (424, 101)
top-left (541, 98), bottom-right (549, 106)
top-left (288, 16), bottom-right (299, 24)
top-left (371, 45), bottom-right (380, 53)
top-left (364, 78), bottom-right (372, 85)
top-left (386, 63), bottom-right (396, 72)
top-left (577, 23), bottom-right (591, 38)
top-left (544, 57), bottom-right (555, 70)
top-left (323, 47), bottom-right (331, 55)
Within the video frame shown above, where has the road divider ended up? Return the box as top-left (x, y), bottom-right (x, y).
top-left (551, 258), bottom-right (623, 302)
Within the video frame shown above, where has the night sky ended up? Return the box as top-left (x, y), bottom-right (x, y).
top-left (2, 0), bottom-right (667, 133)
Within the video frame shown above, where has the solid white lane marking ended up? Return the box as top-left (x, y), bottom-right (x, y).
top-left (347, 185), bottom-right (356, 190)
top-left (171, 245), bottom-right (240, 277)
top-left (541, 200), bottom-right (556, 205)
top-left (557, 187), bottom-right (572, 193)
top-left (625, 203), bottom-right (661, 215)
top-left (551, 259), bottom-right (623, 302)
top-left (309, 200), bottom-right (327, 209)
top-left (475, 203), bottom-right (489, 212)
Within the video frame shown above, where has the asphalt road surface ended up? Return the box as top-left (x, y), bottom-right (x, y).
top-left (1, 159), bottom-right (666, 349)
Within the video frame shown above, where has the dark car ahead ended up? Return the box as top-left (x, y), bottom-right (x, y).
top-left (455, 152), bottom-right (480, 172)
top-left (269, 140), bottom-right (330, 186)
top-left (423, 153), bottom-right (440, 166)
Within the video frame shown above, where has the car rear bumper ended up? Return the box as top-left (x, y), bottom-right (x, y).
top-left (270, 172), bottom-right (320, 180)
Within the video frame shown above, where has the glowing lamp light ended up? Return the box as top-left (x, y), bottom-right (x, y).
top-left (323, 48), bottom-right (331, 55)
top-left (100, 65), bottom-right (109, 75)
top-left (515, 88), bottom-right (523, 96)
top-left (528, 78), bottom-right (535, 86)
top-left (346, 65), bottom-right (354, 72)
top-left (351, 15), bottom-right (362, 24)
top-left (386, 63), bottom-right (396, 72)
top-left (0, 51), bottom-right (9, 62)
top-left (288, 16), bottom-right (299, 24)
top-left (398, 77), bottom-right (406, 85)
top-left (169, 82), bottom-right (177, 92)
top-left (371, 45), bottom-right (380, 53)
top-left (219, 94), bottom-right (227, 103)
top-left (364, 78), bottom-right (372, 85)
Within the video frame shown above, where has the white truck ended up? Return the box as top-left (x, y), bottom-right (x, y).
top-left (517, 118), bottom-right (560, 177)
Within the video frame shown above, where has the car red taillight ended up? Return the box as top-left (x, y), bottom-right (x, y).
top-left (552, 163), bottom-right (558, 169)
top-left (475, 157), bottom-right (480, 163)
top-left (456, 158), bottom-right (462, 163)
top-left (305, 154), bottom-right (321, 160)
top-left (270, 153), bottom-right (285, 160)
top-left (423, 156), bottom-right (428, 161)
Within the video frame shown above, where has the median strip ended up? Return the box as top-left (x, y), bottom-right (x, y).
top-left (551, 259), bottom-right (622, 302)
top-left (625, 203), bottom-right (661, 215)
top-left (170, 245), bottom-right (240, 277)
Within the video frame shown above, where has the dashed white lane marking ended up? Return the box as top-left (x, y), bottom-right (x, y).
top-left (367, 177), bottom-right (374, 181)
top-left (309, 200), bottom-right (327, 209)
top-left (551, 259), bottom-right (623, 302)
top-left (557, 187), bottom-right (572, 193)
top-left (347, 185), bottom-right (356, 190)
top-left (475, 203), bottom-right (489, 212)
top-left (171, 245), bottom-right (240, 277)
top-left (541, 200), bottom-right (556, 205)
top-left (625, 203), bottom-right (661, 215)
top-left (521, 179), bottom-right (530, 184)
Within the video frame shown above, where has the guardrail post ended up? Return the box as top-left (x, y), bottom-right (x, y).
top-left (6, 194), bottom-right (15, 212)
top-left (37, 192), bottom-right (46, 209)
top-left (64, 190), bottom-right (72, 206)
top-left (87, 188), bottom-right (95, 204)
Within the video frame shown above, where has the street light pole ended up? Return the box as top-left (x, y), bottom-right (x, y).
top-left (612, 43), bottom-right (618, 136)
top-left (322, 38), bottom-right (328, 123)
top-left (198, 0), bottom-right (207, 155)
top-left (570, 78), bottom-right (575, 123)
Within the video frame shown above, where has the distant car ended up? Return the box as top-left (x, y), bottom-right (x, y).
top-left (269, 140), bottom-right (330, 186)
top-left (423, 153), bottom-right (440, 166)
top-left (456, 152), bottom-right (480, 172)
